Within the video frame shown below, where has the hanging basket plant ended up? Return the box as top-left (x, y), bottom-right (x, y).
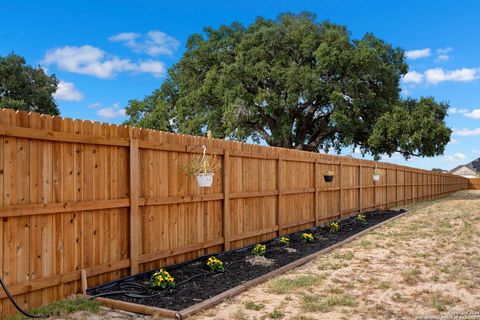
top-left (373, 167), bottom-right (383, 182)
top-left (323, 170), bottom-right (335, 182)
top-left (182, 146), bottom-right (221, 187)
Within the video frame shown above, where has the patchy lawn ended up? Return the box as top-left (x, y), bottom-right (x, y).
top-left (192, 190), bottom-right (480, 319)
top-left (11, 190), bottom-right (479, 319)
top-left (5, 295), bottom-right (148, 320)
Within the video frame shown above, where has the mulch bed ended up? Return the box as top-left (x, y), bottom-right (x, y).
top-left (87, 210), bottom-right (405, 311)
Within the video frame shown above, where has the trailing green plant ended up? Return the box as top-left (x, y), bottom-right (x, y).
top-left (150, 269), bottom-right (175, 289)
top-left (206, 256), bottom-right (224, 273)
top-left (356, 214), bottom-right (366, 223)
top-left (251, 243), bottom-right (267, 255)
top-left (280, 237), bottom-right (290, 246)
top-left (182, 154), bottom-right (221, 176)
top-left (301, 233), bottom-right (314, 242)
top-left (329, 222), bottom-right (340, 232)
top-left (373, 168), bottom-right (383, 176)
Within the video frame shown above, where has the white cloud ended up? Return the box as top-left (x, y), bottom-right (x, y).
top-left (449, 107), bottom-right (459, 114)
top-left (405, 48), bottom-right (431, 59)
top-left (449, 138), bottom-right (458, 144)
top-left (449, 107), bottom-right (469, 115)
top-left (88, 102), bottom-right (102, 108)
top-left (435, 54), bottom-right (450, 63)
top-left (444, 152), bottom-right (466, 161)
top-left (472, 149), bottom-right (480, 155)
top-left (109, 30), bottom-right (180, 56)
top-left (403, 71), bottom-right (424, 84)
top-left (53, 80), bottom-right (83, 101)
top-left (42, 45), bottom-right (165, 78)
top-left (403, 67), bottom-right (479, 86)
top-left (381, 152), bottom-right (403, 161)
top-left (96, 103), bottom-right (126, 119)
top-left (463, 109), bottom-right (480, 119)
top-left (425, 67), bottom-right (479, 84)
top-left (137, 60), bottom-right (166, 77)
top-left (109, 32), bottom-right (139, 42)
top-left (449, 107), bottom-right (480, 119)
top-left (351, 147), bottom-right (362, 155)
top-left (454, 128), bottom-right (480, 136)
top-left (435, 47), bottom-right (453, 63)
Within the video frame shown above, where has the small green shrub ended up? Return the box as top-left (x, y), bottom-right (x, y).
top-left (151, 269), bottom-right (175, 289)
top-left (356, 214), bottom-right (366, 222)
top-left (206, 256), bottom-right (224, 273)
top-left (329, 222), bottom-right (340, 232)
top-left (251, 243), bottom-right (267, 255)
top-left (280, 237), bottom-right (290, 246)
top-left (301, 233), bottom-right (314, 242)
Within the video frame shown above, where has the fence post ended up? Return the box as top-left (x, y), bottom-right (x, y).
top-left (358, 164), bottom-right (362, 213)
top-left (395, 168), bottom-right (398, 205)
top-left (314, 160), bottom-right (319, 226)
top-left (385, 167), bottom-right (388, 209)
top-left (276, 154), bottom-right (283, 236)
top-left (223, 149), bottom-right (231, 251)
top-left (129, 134), bottom-right (140, 275)
top-left (339, 162), bottom-right (343, 217)
top-left (374, 166), bottom-right (377, 210)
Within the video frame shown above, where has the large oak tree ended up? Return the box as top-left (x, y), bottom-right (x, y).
top-left (0, 53), bottom-right (59, 115)
top-left (125, 12), bottom-right (451, 159)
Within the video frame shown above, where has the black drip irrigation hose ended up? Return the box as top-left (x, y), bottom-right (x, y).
top-left (0, 277), bottom-right (49, 319)
top-left (89, 210), bottom-right (405, 301)
top-left (89, 258), bottom-right (249, 300)
top-left (89, 271), bottom-right (212, 300)
top-left (224, 259), bottom-right (245, 271)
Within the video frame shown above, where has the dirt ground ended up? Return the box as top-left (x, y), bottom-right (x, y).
top-left (31, 190), bottom-right (480, 319)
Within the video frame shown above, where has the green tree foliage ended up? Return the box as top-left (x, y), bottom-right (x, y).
top-left (0, 53), bottom-right (59, 115)
top-left (125, 12), bottom-right (451, 159)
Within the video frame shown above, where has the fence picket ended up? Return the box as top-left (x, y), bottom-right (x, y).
top-left (0, 109), bottom-right (468, 317)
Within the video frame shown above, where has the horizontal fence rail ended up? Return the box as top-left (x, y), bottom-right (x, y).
top-left (0, 109), bottom-right (468, 317)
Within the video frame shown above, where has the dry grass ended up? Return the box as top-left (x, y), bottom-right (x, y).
top-left (191, 190), bottom-right (480, 320)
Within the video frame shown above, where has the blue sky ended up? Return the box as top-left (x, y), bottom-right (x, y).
top-left (1, 0), bottom-right (480, 170)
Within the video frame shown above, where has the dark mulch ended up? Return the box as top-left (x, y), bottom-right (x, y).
top-left (87, 210), bottom-right (405, 311)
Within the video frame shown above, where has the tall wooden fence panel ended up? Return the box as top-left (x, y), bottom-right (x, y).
top-left (468, 178), bottom-right (480, 190)
top-left (0, 109), bottom-right (468, 317)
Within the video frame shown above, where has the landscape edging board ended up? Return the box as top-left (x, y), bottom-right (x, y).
top-left (87, 210), bottom-right (409, 319)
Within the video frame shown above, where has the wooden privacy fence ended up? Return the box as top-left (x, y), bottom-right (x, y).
top-left (0, 109), bottom-right (468, 316)
top-left (468, 178), bottom-right (480, 190)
